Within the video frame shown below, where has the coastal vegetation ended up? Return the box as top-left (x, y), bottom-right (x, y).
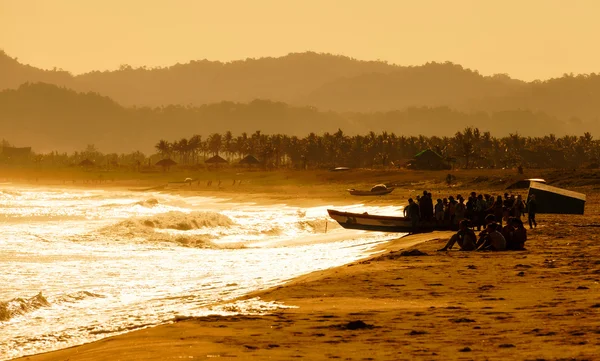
top-left (1, 127), bottom-right (599, 171)
top-left (0, 83), bottom-right (593, 155)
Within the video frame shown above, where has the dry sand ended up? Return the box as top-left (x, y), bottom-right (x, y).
top-left (9, 169), bottom-right (600, 361)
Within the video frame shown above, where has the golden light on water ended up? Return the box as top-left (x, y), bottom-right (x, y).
top-left (0, 186), bottom-right (401, 359)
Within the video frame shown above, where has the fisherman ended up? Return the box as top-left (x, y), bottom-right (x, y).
top-left (438, 220), bottom-right (476, 251)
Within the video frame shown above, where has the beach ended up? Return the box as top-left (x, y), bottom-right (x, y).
top-left (5, 168), bottom-right (600, 360)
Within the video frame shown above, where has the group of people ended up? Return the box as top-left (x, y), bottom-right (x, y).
top-left (404, 190), bottom-right (538, 230)
top-left (438, 215), bottom-right (527, 252)
top-left (403, 189), bottom-right (539, 251)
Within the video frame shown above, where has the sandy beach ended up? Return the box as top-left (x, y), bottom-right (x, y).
top-left (7, 169), bottom-right (600, 361)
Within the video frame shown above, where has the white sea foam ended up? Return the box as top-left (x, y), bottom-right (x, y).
top-left (0, 185), bottom-right (403, 360)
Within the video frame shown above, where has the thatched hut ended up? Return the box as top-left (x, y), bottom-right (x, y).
top-left (239, 155), bottom-right (260, 167)
top-left (205, 155), bottom-right (228, 167)
top-left (409, 149), bottom-right (450, 170)
top-left (155, 158), bottom-right (177, 171)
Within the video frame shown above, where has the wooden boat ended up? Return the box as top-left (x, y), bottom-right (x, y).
top-left (128, 184), bottom-right (167, 192)
top-left (327, 209), bottom-right (450, 233)
top-left (348, 187), bottom-right (394, 196)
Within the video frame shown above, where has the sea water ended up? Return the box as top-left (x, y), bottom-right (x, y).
top-left (0, 186), bottom-right (404, 360)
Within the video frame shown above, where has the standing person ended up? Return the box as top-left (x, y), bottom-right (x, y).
top-left (454, 196), bottom-right (466, 227)
top-left (447, 196), bottom-right (457, 225)
top-left (513, 194), bottom-right (526, 219)
top-left (404, 198), bottom-right (421, 234)
top-left (475, 194), bottom-right (486, 231)
top-left (503, 193), bottom-right (512, 222)
top-left (434, 199), bottom-right (444, 225)
top-left (443, 198), bottom-right (450, 221)
top-left (490, 195), bottom-right (504, 226)
top-left (527, 194), bottom-right (538, 229)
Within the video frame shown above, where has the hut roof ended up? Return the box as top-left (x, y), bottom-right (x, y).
top-left (414, 149), bottom-right (443, 159)
top-left (78, 159), bottom-right (94, 167)
top-left (205, 154), bottom-right (228, 164)
top-left (239, 154), bottom-right (260, 165)
top-left (155, 158), bottom-right (177, 167)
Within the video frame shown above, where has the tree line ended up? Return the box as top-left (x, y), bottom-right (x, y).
top-left (152, 128), bottom-right (599, 170)
top-left (0, 83), bottom-right (591, 155)
top-left (3, 128), bottom-right (598, 170)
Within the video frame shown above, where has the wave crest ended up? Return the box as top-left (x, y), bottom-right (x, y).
top-left (97, 211), bottom-right (234, 247)
top-left (0, 292), bottom-right (50, 322)
top-left (140, 211), bottom-right (235, 230)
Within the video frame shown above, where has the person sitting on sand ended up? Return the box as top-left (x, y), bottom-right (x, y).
top-left (476, 222), bottom-right (507, 251)
top-left (476, 214), bottom-right (497, 243)
top-left (510, 218), bottom-right (527, 250)
top-left (501, 217), bottom-right (516, 248)
top-left (438, 220), bottom-right (476, 251)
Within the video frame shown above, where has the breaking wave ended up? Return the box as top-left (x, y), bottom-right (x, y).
top-left (138, 211), bottom-right (234, 230)
top-left (0, 293), bottom-right (50, 322)
top-left (55, 291), bottom-right (105, 303)
top-left (96, 211), bottom-right (235, 247)
top-left (135, 198), bottom-right (159, 207)
top-left (1, 291), bottom-right (105, 323)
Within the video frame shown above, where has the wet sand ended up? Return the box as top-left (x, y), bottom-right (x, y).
top-left (13, 218), bottom-right (600, 360)
top-left (8, 169), bottom-right (600, 360)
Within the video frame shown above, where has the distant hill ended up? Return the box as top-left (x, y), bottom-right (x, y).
top-left (0, 83), bottom-right (586, 153)
top-left (2, 51), bottom-right (600, 124)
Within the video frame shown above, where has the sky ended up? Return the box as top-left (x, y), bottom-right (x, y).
top-left (1, 0), bottom-right (598, 81)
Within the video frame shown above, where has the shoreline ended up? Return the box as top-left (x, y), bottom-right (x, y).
top-left (10, 231), bottom-right (444, 361)
top-left (7, 173), bottom-right (600, 360)
top-left (12, 222), bottom-right (600, 360)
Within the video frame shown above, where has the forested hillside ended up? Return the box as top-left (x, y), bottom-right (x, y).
top-left (0, 83), bottom-right (586, 153)
top-left (2, 51), bottom-right (599, 125)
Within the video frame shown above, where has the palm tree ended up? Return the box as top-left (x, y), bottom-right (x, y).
top-left (188, 135), bottom-right (202, 164)
top-left (208, 133), bottom-right (223, 156)
top-left (155, 139), bottom-right (171, 159)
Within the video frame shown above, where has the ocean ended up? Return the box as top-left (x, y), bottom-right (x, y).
top-left (0, 186), bottom-right (403, 360)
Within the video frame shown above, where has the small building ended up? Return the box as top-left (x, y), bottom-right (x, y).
top-left (409, 149), bottom-right (450, 170)
top-left (2, 146), bottom-right (32, 159)
top-left (527, 182), bottom-right (586, 215)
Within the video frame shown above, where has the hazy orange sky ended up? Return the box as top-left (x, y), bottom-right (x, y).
top-left (1, 0), bottom-right (598, 80)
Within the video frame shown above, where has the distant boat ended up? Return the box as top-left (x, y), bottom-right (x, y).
top-left (128, 184), bottom-right (167, 192)
top-left (348, 187), bottom-right (394, 196)
top-left (327, 209), bottom-right (449, 233)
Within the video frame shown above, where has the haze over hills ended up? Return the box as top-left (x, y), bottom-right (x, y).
top-left (2, 50), bottom-right (600, 121)
top-left (1, 50), bottom-right (600, 153)
top-left (0, 83), bottom-right (580, 154)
